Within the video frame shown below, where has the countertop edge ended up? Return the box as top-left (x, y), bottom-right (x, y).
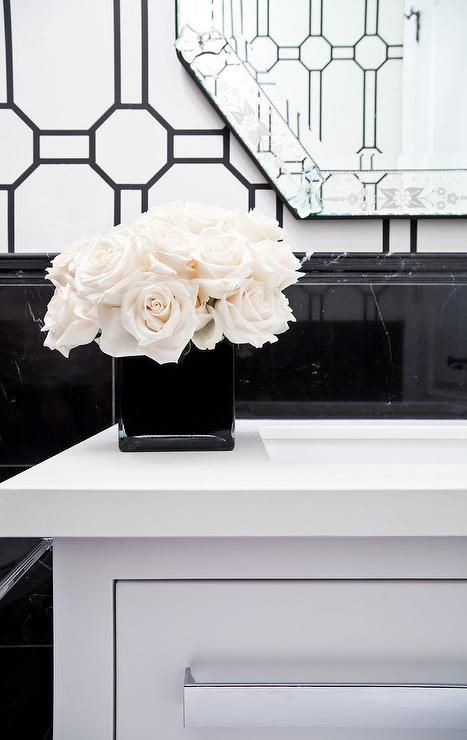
top-left (2, 487), bottom-right (467, 538)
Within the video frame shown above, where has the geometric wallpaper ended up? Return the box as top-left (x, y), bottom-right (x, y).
top-left (1, 0), bottom-right (467, 255)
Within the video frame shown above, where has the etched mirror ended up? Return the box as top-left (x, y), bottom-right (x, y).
top-left (176, 0), bottom-right (467, 218)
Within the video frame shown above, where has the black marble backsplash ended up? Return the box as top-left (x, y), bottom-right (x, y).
top-left (239, 261), bottom-right (467, 418)
top-left (0, 278), bottom-right (112, 468)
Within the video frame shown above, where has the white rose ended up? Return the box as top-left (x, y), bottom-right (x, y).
top-left (192, 304), bottom-right (221, 351)
top-left (233, 208), bottom-right (284, 242)
top-left (194, 288), bottom-right (213, 331)
top-left (131, 219), bottom-right (195, 278)
top-left (42, 284), bottom-right (99, 358)
top-left (73, 230), bottom-right (147, 306)
top-left (137, 201), bottom-right (235, 235)
top-left (98, 276), bottom-right (199, 364)
top-left (251, 239), bottom-right (302, 290)
top-left (183, 201), bottom-right (235, 234)
top-left (45, 236), bottom-right (88, 289)
top-left (192, 225), bottom-right (254, 300)
top-left (194, 279), bottom-right (294, 350)
top-left (137, 201), bottom-right (187, 230)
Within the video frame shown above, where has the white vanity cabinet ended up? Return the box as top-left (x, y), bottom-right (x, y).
top-left (117, 578), bottom-right (467, 739)
top-left (2, 421), bottom-right (467, 739)
top-left (53, 536), bottom-right (467, 740)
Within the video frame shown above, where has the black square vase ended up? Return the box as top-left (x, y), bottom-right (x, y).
top-left (115, 340), bottom-right (235, 451)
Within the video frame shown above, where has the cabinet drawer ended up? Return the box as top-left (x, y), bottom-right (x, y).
top-left (116, 580), bottom-right (467, 740)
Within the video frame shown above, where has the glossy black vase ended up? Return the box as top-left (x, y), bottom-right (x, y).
top-left (115, 340), bottom-right (235, 451)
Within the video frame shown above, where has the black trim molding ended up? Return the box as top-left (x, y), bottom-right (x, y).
top-left (2, 252), bottom-right (467, 281)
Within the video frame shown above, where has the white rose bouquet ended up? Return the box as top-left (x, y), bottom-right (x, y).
top-left (42, 202), bottom-right (302, 364)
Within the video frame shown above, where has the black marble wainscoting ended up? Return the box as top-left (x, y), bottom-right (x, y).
top-left (0, 259), bottom-right (112, 466)
top-left (2, 253), bottom-right (467, 737)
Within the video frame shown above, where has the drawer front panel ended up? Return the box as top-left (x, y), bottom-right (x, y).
top-left (116, 580), bottom-right (467, 740)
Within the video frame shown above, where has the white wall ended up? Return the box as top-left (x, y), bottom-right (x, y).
top-left (0, 0), bottom-right (466, 254)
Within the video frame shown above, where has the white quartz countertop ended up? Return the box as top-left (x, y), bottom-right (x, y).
top-left (2, 419), bottom-right (467, 537)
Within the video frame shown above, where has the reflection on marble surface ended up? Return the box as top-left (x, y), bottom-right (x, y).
top-left (0, 537), bottom-right (39, 579)
top-left (0, 548), bottom-right (52, 646)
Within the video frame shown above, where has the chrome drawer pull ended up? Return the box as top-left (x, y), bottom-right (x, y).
top-left (183, 667), bottom-right (467, 729)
